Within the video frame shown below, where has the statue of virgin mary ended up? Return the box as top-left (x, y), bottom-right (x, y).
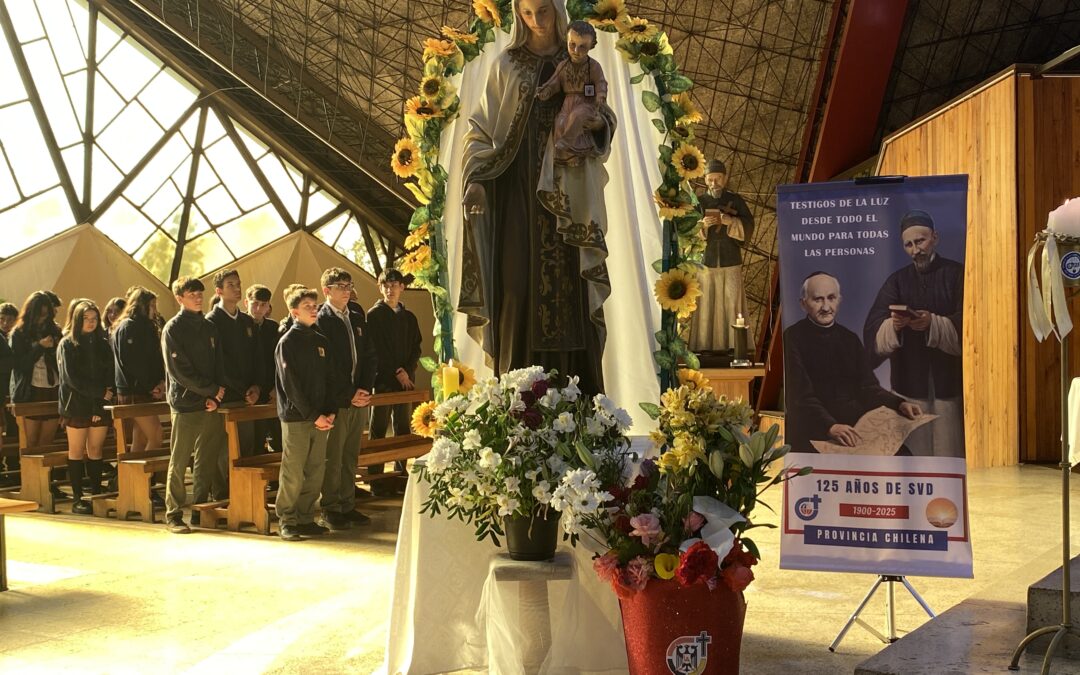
top-left (456, 0), bottom-right (616, 394)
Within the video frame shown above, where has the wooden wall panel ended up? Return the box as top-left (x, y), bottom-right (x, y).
top-left (878, 74), bottom-right (1019, 468)
top-left (1017, 75), bottom-right (1080, 463)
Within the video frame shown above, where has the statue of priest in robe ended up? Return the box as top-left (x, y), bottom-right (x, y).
top-left (459, 0), bottom-right (617, 395)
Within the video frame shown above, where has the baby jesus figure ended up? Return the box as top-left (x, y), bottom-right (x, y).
top-left (536, 20), bottom-right (609, 167)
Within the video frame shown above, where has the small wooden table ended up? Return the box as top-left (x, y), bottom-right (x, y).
top-left (0, 497), bottom-right (37, 591)
top-left (700, 366), bottom-right (767, 403)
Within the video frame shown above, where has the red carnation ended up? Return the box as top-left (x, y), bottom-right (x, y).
top-left (613, 514), bottom-right (633, 534)
top-left (723, 539), bottom-right (758, 568)
top-left (631, 474), bottom-right (649, 491)
top-left (531, 379), bottom-right (550, 398)
top-left (675, 541), bottom-right (719, 587)
top-left (722, 563), bottom-right (755, 592)
top-left (521, 408), bottom-right (542, 429)
top-left (520, 390), bottom-right (537, 407)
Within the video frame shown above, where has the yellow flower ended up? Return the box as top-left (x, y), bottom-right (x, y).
top-left (405, 221), bottom-right (431, 250)
top-left (473, 0), bottom-right (501, 26)
top-left (672, 143), bottom-right (706, 181)
top-left (654, 268), bottom-right (702, 318)
top-left (442, 25), bottom-right (478, 44)
top-left (617, 16), bottom-right (659, 42)
top-left (391, 138), bottom-right (422, 179)
top-left (589, 0), bottom-right (627, 29)
top-left (419, 75), bottom-right (448, 102)
top-left (677, 368), bottom-right (710, 391)
top-left (672, 92), bottom-right (703, 126)
top-left (654, 553), bottom-right (679, 580)
top-left (411, 400), bottom-right (441, 438)
top-left (398, 245), bottom-right (432, 275)
top-left (436, 361), bottom-right (477, 394)
top-left (405, 95), bottom-right (444, 120)
top-left (422, 38), bottom-right (457, 61)
top-left (649, 429), bottom-right (668, 449)
top-left (653, 192), bottom-right (695, 220)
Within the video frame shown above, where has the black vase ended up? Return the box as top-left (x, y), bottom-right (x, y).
top-left (503, 507), bottom-right (561, 561)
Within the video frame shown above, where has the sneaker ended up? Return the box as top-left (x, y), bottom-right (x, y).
top-left (318, 512), bottom-right (351, 531)
top-left (166, 517), bottom-right (191, 534)
top-left (279, 525), bottom-right (304, 541)
top-left (71, 499), bottom-right (92, 515)
top-left (344, 510), bottom-right (372, 526)
top-left (190, 511), bottom-right (201, 527)
top-left (297, 522), bottom-right (329, 536)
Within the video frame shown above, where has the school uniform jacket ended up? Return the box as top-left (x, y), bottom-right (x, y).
top-left (366, 300), bottom-right (422, 394)
top-left (111, 315), bottom-right (165, 396)
top-left (206, 306), bottom-right (262, 403)
top-left (315, 302), bottom-right (378, 409)
top-left (57, 332), bottom-right (114, 419)
top-left (9, 323), bottom-right (62, 403)
top-left (275, 322), bottom-right (337, 423)
top-left (162, 309), bottom-right (225, 414)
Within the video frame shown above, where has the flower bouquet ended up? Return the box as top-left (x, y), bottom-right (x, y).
top-left (412, 366), bottom-right (633, 560)
top-left (560, 369), bottom-right (811, 673)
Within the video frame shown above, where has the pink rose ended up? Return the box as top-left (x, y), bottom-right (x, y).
top-left (593, 552), bottom-right (619, 582)
top-left (683, 510), bottom-right (705, 535)
top-left (722, 563), bottom-right (755, 592)
top-left (626, 556), bottom-right (652, 591)
top-left (629, 513), bottom-right (663, 548)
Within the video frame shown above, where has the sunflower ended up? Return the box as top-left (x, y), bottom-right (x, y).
top-left (677, 368), bottom-right (710, 391)
top-left (398, 245), bottom-right (432, 275)
top-left (672, 92), bottom-right (703, 126)
top-left (672, 143), bottom-right (706, 181)
top-left (391, 138), bottom-right (422, 179)
top-left (589, 0), bottom-right (627, 29)
top-left (419, 75), bottom-right (447, 102)
top-left (411, 400), bottom-right (441, 438)
top-left (442, 25), bottom-right (478, 44)
top-left (654, 268), bottom-right (702, 318)
top-left (653, 192), bottom-right (694, 220)
top-left (422, 38), bottom-right (457, 61)
top-left (473, 0), bottom-right (501, 26)
top-left (405, 221), bottom-right (431, 250)
top-left (405, 95), bottom-right (444, 120)
top-left (617, 16), bottom-right (659, 42)
top-left (436, 361), bottom-right (477, 394)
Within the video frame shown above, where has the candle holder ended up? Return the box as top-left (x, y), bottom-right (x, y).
top-left (731, 324), bottom-right (751, 367)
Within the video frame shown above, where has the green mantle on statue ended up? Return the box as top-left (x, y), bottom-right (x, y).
top-left (458, 45), bottom-right (616, 393)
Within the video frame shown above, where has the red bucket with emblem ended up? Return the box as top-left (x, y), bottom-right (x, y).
top-left (618, 578), bottom-right (746, 675)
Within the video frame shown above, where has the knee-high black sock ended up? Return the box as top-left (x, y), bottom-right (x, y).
top-left (85, 458), bottom-right (104, 495)
top-left (68, 459), bottom-right (86, 501)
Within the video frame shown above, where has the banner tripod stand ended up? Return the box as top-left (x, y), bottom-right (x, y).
top-left (829, 574), bottom-right (936, 651)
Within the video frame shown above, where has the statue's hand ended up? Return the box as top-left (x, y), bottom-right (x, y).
top-left (463, 182), bottom-right (487, 221)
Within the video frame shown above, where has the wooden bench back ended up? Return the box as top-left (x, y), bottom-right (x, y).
top-left (105, 401), bottom-right (172, 456)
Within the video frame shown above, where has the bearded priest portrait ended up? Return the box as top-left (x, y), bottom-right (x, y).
top-left (442, 0), bottom-right (666, 421)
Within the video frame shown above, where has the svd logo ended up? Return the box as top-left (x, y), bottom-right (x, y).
top-left (666, 631), bottom-right (711, 675)
top-left (1062, 251), bottom-right (1080, 281)
top-left (795, 494), bottom-right (822, 521)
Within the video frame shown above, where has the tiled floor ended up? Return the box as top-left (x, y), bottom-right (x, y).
top-left (0, 464), bottom-right (1078, 674)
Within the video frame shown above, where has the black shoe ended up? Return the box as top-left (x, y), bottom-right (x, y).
top-left (190, 511), bottom-right (201, 527)
top-left (166, 518), bottom-right (191, 534)
top-left (49, 485), bottom-right (65, 500)
top-left (150, 491), bottom-right (165, 507)
top-left (266, 481), bottom-right (280, 492)
top-left (297, 522), bottom-right (329, 536)
top-left (344, 510), bottom-right (371, 526)
top-left (318, 512), bottom-right (351, 531)
top-left (71, 499), bottom-right (92, 515)
top-left (279, 525), bottom-right (304, 541)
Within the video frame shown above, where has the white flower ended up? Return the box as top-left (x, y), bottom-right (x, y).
top-left (462, 428), bottom-right (482, 450)
top-left (532, 480), bottom-right (553, 504)
top-left (593, 393), bottom-right (617, 415)
top-left (496, 494), bottom-right (520, 517)
top-left (461, 469), bottom-right (479, 486)
top-left (562, 376), bottom-right (581, 402)
top-left (478, 447), bottom-right (502, 472)
top-left (434, 396), bottom-right (468, 421)
top-left (612, 407), bottom-right (633, 431)
top-left (553, 411), bottom-right (576, 434)
top-left (426, 437), bottom-right (460, 474)
top-left (447, 486), bottom-right (467, 507)
top-left (540, 389), bottom-right (562, 407)
top-left (547, 455), bottom-right (568, 475)
top-left (504, 477), bottom-right (521, 494)
top-left (585, 416), bottom-right (607, 436)
top-left (524, 469), bottom-right (539, 481)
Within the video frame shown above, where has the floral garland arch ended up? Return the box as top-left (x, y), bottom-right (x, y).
top-left (390, 0), bottom-right (707, 388)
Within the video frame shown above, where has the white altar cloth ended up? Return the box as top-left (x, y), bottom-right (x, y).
top-left (382, 475), bottom-right (629, 674)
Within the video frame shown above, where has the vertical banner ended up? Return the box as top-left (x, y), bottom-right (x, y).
top-left (778, 175), bottom-right (972, 578)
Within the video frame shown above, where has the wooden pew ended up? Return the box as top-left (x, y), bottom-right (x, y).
top-left (94, 401), bottom-right (173, 521)
top-left (10, 400), bottom-right (68, 512)
top-left (216, 390), bottom-right (434, 535)
top-left (0, 497), bottom-right (37, 591)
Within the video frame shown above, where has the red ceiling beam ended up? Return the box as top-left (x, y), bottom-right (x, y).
top-left (757, 0), bottom-right (910, 411)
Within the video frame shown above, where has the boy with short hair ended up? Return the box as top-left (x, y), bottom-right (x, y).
top-left (274, 286), bottom-right (336, 541)
top-left (161, 277), bottom-right (226, 534)
top-left (245, 284), bottom-right (281, 453)
top-left (317, 267), bottom-right (377, 530)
